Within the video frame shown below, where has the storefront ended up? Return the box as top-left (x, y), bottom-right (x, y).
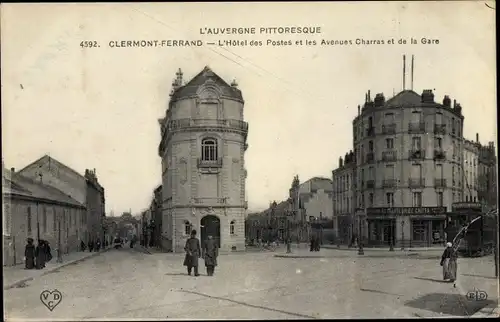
top-left (366, 207), bottom-right (446, 248)
top-left (337, 215), bottom-right (352, 245)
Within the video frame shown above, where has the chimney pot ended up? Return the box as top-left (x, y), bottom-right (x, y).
top-left (10, 167), bottom-right (15, 172)
top-left (357, 105), bottom-right (360, 115)
top-left (476, 133), bottom-right (479, 143)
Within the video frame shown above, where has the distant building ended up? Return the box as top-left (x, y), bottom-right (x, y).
top-left (158, 67), bottom-right (249, 252)
top-left (463, 136), bottom-right (480, 202)
top-left (17, 155), bottom-right (106, 243)
top-left (3, 166), bottom-right (86, 266)
top-left (151, 185), bottom-right (163, 249)
top-left (477, 140), bottom-right (497, 210)
top-left (332, 151), bottom-right (356, 245)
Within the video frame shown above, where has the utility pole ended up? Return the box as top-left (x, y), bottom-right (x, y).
top-left (57, 218), bottom-right (62, 263)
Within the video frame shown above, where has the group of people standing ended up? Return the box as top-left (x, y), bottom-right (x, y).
top-left (80, 239), bottom-right (106, 252)
top-left (183, 230), bottom-right (219, 277)
top-left (24, 238), bottom-right (53, 270)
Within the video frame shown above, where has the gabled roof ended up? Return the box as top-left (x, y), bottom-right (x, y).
top-left (18, 155), bottom-right (84, 180)
top-left (3, 170), bottom-right (85, 208)
top-left (384, 90), bottom-right (422, 107)
top-left (170, 66), bottom-right (243, 101)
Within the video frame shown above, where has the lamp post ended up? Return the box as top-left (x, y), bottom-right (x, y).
top-left (358, 217), bottom-right (364, 255)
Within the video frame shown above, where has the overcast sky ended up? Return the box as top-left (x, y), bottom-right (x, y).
top-left (2, 2), bottom-right (496, 215)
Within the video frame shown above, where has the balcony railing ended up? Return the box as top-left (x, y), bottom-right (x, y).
top-left (366, 127), bottom-right (375, 137)
top-left (197, 158), bottom-right (223, 168)
top-left (382, 179), bottom-right (397, 188)
top-left (366, 180), bottom-right (375, 189)
top-left (366, 152), bottom-right (375, 163)
top-left (409, 178), bottom-right (426, 188)
top-left (434, 124), bottom-right (446, 135)
top-left (434, 178), bottom-right (447, 188)
top-left (382, 123), bottom-right (396, 135)
top-left (433, 149), bottom-right (446, 160)
top-left (408, 122), bottom-right (426, 134)
top-left (193, 197), bottom-right (227, 204)
top-left (381, 150), bottom-right (396, 162)
top-left (408, 149), bottom-right (425, 160)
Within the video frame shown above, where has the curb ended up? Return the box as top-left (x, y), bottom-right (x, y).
top-left (4, 248), bottom-right (111, 290)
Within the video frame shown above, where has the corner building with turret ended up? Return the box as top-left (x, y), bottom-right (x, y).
top-left (158, 67), bottom-right (249, 253)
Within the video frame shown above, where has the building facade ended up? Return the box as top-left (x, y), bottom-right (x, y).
top-left (332, 152), bottom-right (357, 245)
top-left (17, 155), bottom-right (106, 244)
top-left (3, 167), bottom-right (86, 266)
top-left (158, 67), bottom-right (249, 252)
top-left (463, 136), bottom-right (480, 203)
top-left (349, 89), bottom-right (465, 247)
top-left (477, 140), bottom-right (497, 210)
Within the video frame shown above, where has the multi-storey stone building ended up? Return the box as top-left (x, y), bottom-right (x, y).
top-left (346, 89), bottom-right (465, 247)
top-left (463, 135), bottom-right (480, 202)
top-left (477, 140), bottom-right (497, 210)
top-left (17, 155), bottom-right (106, 244)
top-left (158, 67), bottom-right (249, 252)
top-left (332, 151), bottom-right (357, 245)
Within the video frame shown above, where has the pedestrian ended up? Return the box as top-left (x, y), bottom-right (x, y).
top-left (440, 242), bottom-right (458, 282)
top-left (203, 235), bottom-right (219, 276)
top-left (88, 240), bottom-right (94, 252)
top-left (35, 240), bottom-right (46, 269)
top-left (24, 238), bottom-right (35, 269)
top-left (45, 241), bottom-right (53, 263)
top-left (310, 235), bottom-right (315, 252)
top-left (183, 229), bottom-right (201, 276)
top-left (96, 239), bottom-right (101, 251)
top-left (315, 235), bottom-right (321, 251)
top-left (80, 240), bottom-right (86, 252)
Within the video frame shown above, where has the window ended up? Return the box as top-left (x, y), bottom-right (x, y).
top-left (412, 220), bottom-right (426, 241)
top-left (386, 193), bottom-right (394, 207)
top-left (369, 140), bottom-right (374, 152)
top-left (435, 164), bottom-right (443, 179)
top-left (452, 193), bottom-right (455, 202)
top-left (412, 137), bottom-right (421, 150)
top-left (27, 206), bottom-right (32, 233)
top-left (384, 113), bottom-right (395, 124)
top-left (369, 193), bottom-right (374, 207)
top-left (369, 167), bottom-right (374, 180)
top-left (184, 221), bottom-right (192, 235)
top-left (452, 118), bottom-right (456, 134)
top-left (412, 111), bottom-right (422, 123)
top-left (412, 192), bottom-right (422, 207)
top-left (201, 138), bottom-right (218, 161)
top-left (386, 138), bottom-right (394, 149)
top-left (368, 116), bottom-right (373, 128)
top-left (437, 192), bottom-right (443, 207)
top-left (230, 220), bottom-right (235, 235)
top-left (361, 169), bottom-right (365, 185)
top-left (435, 112), bottom-right (443, 124)
top-left (435, 138), bottom-right (442, 149)
top-left (385, 165), bottom-right (395, 180)
top-left (411, 164), bottom-right (422, 179)
top-left (43, 206), bottom-right (47, 233)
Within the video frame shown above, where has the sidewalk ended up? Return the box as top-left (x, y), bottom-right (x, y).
top-left (3, 247), bottom-right (111, 290)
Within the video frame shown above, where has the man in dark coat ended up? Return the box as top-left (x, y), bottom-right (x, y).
top-left (96, 239), bottom-right (101, 251)
top-left (45, 241), bottom-right (53, 263)
top-left (310, 235), bottom-right (316, 252)
top-left (183, 229), bottom-right (201, 276)
top-left (24, 238), bottom-right (35, 269)
top-left (88, 240), bottom-right (94, 252)
top-left (202, 235), bottom-right (219, 276)
top-left (35, 240), bottom-right (46, 269)
top-left (80, 240), bottom-right (86, 252)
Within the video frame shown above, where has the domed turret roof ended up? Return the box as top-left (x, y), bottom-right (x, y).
top-left (170, 66), bottom-right (243, 101)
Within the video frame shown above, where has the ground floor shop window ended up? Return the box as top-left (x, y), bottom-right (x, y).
top-left (412, 220), bottom-right (427, 243)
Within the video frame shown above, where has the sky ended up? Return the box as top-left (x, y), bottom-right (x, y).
top-left (1, 2), bottom-right (496, 215)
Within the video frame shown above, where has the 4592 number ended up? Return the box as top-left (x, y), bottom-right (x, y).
top-left (80, 41), bottom-right (100, 48)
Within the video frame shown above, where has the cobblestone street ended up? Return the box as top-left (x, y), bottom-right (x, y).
top-left (4, 247), bottom-right (498, 320)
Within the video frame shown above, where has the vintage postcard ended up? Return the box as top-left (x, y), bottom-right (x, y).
top-left (2, 1), bottom-right (498, 320)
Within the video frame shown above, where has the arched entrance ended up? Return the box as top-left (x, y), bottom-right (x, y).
top-left (200, 215), bottom-right (221, 248)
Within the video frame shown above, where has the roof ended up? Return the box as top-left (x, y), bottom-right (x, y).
top-left (384, 90), bottom-right (422, 107)
top-left (3, 170), bottom-right (85, 208)
top-left (18, 154), bottom-right (84, 180)
top-left (170, 66), bottom-right (243, 102)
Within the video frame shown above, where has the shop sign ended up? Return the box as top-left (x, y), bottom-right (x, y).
top-left (367, 207), bottom-right (446, 216)
top-left (451, 202), bottom-right (482, 211)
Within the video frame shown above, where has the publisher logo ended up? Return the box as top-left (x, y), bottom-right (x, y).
top-left (466, 290), bottom-right (488, 301)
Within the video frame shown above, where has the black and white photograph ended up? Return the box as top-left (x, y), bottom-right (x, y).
top-left (2, 1), bottom-right (498, 320)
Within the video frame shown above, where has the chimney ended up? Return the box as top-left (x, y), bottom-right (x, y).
top-left (357, 105), bottom-right (360, 115)
top-left (476, 133), bottom-right (479, 143)
top-left (443, 95), bottom-right (451, 107)
top-left (403, 54), bottom-right (406, 90)
top-left (339, 157), bottom-right (343, 167)
top-left (368, 90), bottom-right (371, 102)
top-left (176, 68), bottom-right (183, 85)
top-left (10, 167), bottom-right (14, 173)
top-left (453, 99), bottom-right (457, 108)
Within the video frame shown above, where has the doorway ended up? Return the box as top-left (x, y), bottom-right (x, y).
top-left (200, 215), bottom-right (221, 248)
